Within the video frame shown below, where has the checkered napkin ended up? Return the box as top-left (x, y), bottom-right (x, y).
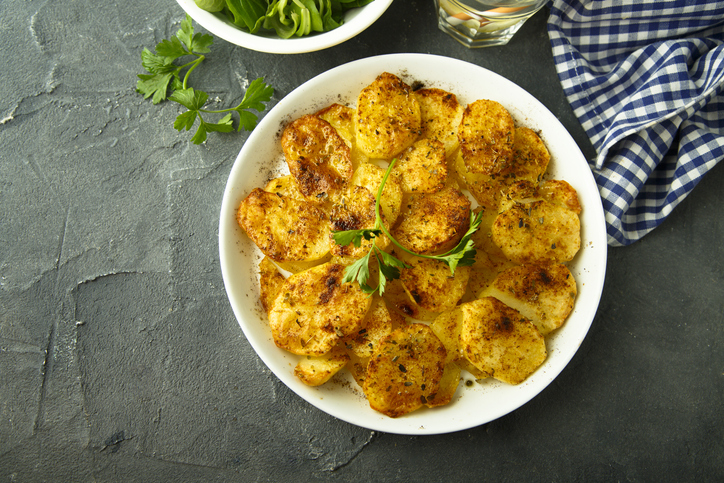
top-left (546, 0), bottom-right (724, 246)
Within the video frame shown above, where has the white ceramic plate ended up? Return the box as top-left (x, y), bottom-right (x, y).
top-left (175, 0), bottom-right (393, 54)
top-left (219, 54), bottom-right (608, 435)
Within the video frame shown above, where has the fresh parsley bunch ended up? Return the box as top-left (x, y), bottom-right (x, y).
top-left (136, 14), bottom-right (274, 144)
top-left (333, 159), bottom-right (484, 296)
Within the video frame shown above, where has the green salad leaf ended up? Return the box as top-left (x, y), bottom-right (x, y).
top-left (197, 0), bottom-right (375, 39)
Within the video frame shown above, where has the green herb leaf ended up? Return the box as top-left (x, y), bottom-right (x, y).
top-left (332, 158), bottom-right (483, 296)
top-left (137, 14), bottom-right (274, 144)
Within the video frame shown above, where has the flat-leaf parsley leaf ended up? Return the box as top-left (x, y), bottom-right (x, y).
top-left (136, 14), bottom-right (274, 144)
top-left (332, 159), bottom-right (483, 296)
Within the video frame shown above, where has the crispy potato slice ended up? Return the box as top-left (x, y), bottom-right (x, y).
top-left (493, 180), bottom-right (581, 264)
top-left (392, 186), bottom-right (471, 255)
top-left (481, 264), bottom-right (577, 336)
top-left (397, 250), bottom-right (470, 314)
top-left (316, 103), bottom-right (368, 168)
top-left (294, 346), bottom-right (350, 386)
top-left (363, 323), bottom-right (447, 418)
top-left (425, 362), bottom-right (461, 408)
top-left (458, 99), bottom-right (515, 175)
top-left (263, 175), bottom-right (307, 202)
top-left (381, 276), bottom-right (439, 322)
top-left (538, 179), bottom-right (582, 214)
top-left (343, 295), bottom-right (406, 359)
top-left (460, 297), bottom-right (546, 385)
top-left (329, 185), bottom-right (390, 261)
top-left (430, 307), bottom-right (464, 364)
top-left (237, 188), bottom-right (330, 263)
top-left (392, 138), bottom-right (448, 194)
top-left (355, 72), bottom-right (422, 159)
top-left (274, 255), bottom-right (332, 275)
top-left (346, 352), bottom-right (371, 388)
top-left (415, 87), bottom-right (464, 157)
top-left (350, 162), bottom-right (403, 227)
top-left (281, 114), bottom-right (353, 203)
top-left (455, 127), bottom-right (550, 209)
top-left (258, 257), bottom-right (286, 314)
top-left (268, 263), bottom-right (372, 356)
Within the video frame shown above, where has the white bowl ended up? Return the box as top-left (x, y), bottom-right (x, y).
top-left (175, 0), bottom-right (393, 54)
top-left (219, 54), bottom-right (608, 435)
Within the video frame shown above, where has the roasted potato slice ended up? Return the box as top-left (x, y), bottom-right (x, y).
top-left (268, 263), bottom-right (373, 356)
top-left (342, 295), bottom-right (400, 359)
top-left (415, 87), bottom-right (464, 157)
top-left (381, 276), bottom-right (439, 322)
top-left (355, 72), bottom-right (422, 159)
top-left (281, 114), bottom-right (353, 203)
top-left (392, 138), bottom-right (448, 194)
top-left (430, 307), bottom-right (464, 364)
top-left (460, 297), bottom-right (547, 385)
top-left (392, 186), bottom-right (471, 255)
top-left (258, 257), bottom-right (287, 314)
top-left (481, 264), bottom-right (577, 336)
top-left (316, 103), bottom-right (368, 168)
top-left (329, 185), bottom-right (390, 261)
top-left (397, 250), bottom-right (471, 314)
top-left (458, 99), bottom-right (515, 175)
top-left (294, 346), bottom-right (350, 386)
top-left (493, 180), bottom-right (581, 264)
top-left (363, 323), bottom-right (447, 418)
top-left (237, 188), bottom-right (330, 263)
top-left (350, 162), bottom-right (403, 227)
top-left (455, 127), bottom-right (550, 209)
top-left (263, 174), bottom-right (307, 202)
top-left (425, 362), bottom-right (461, 408)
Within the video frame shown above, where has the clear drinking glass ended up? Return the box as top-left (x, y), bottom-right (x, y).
top-left (435, 0), bottom-right (549, 47)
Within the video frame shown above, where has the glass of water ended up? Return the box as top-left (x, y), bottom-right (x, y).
top-left (435, 0), bottom-right (549, 47)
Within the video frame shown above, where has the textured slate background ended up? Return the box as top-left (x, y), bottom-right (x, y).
top-left (1, 0), bottom-right (722, 481)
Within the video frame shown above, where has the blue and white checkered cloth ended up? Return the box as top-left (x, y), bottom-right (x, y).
top-left (547, 0), bottom-right (724, 246)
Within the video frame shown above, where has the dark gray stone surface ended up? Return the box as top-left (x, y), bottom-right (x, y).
top-left (1, 0), bottom-right (722, 481)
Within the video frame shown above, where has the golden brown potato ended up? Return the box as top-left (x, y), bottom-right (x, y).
top-left (349, 162), bottom-right (403, 227)
top-left (258, 257), bottom-right (287, 314)
top-left (355, 72), bottom-right (422, 159)
top-left (397, 250), bottom-right (471, 314)
top-left (425, 362), bottom-right (461, 408)
top-left (294, 346), bottom-right (350, 386)
top-left (414, 88), bottom-right (464, 157)
top-left (481, 264), bottom-right (577, 336)
top-left (363, 323), bottom-right (447, 418)
top-left (456, 127), bottom-right (550, 209)
top-left (316, 103), bottom-right (368, 168)
top-left (458, 99), bottom-right (515, 175)
top-left (392, 186), bottom-right (471, 255)
top-left (281, 114), bottom-right (353, 203)
top-left (392, 138), bottom-right (448, 194)
top-left (268, 263), bottom-right (373, 356)
top-left (237, 188), bottom-right (330, 263)
top-left (343, 295), bottom-right (401, 359)
top-left (492, 180), bottom-right (581, 264)
top-left (538, 179), bottom-right (582, 214)
top-left (329, 185), bottom-right (389, 262)
top-left (430, 307), bottom-right (464, 364)
top-left (381, 276), bottom-right (440, 322)
top-left (263, 175), bottom-right (307, 202)
top-left (460, 297), bottom-right (547, 385)
top-left (346, 352), bottom-right (371, 388)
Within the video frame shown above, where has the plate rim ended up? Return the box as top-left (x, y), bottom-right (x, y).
top-left (219, 53), bottom-right (608, 435)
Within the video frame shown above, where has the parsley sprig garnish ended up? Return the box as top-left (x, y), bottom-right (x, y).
top-left (333, 159), bottom-right (484, 296)
top-left (136, 14), bottom-right (274, 144)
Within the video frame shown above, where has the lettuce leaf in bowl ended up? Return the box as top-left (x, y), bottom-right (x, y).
top-left (196, 0), bottom-right (375, 38)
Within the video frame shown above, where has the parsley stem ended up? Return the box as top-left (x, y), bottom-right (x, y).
top-left (181, 55), bottom-right (205, 89)
top-left (374, 159), bottom-right (459, 264)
